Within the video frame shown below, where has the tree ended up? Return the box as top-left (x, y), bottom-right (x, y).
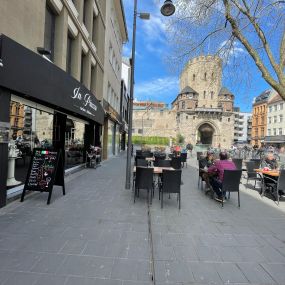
top-left (167, 0), bottom-right (285, 99)
top-left (176, 133), bottom-right (185, 144)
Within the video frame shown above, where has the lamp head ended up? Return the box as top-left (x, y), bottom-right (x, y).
top-left (161, 0), bottom-right (175, 17)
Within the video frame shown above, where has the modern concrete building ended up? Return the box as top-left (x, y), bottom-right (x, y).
top-left (102, 0), bottom-right (128, 159)
top-left (251, 90), bottom-right (271, 147)
top-left (0, 0), bottom-right (106, 206)
top-left (120, 58), bottom-right (131, 150)
top-left (233, 107), bottom-right (252, 144)
top-left (265, 91), bottom-right (285, 147)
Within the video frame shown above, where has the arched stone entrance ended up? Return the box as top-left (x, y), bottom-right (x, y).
top-left (197, 123), bottom-right (214, 145)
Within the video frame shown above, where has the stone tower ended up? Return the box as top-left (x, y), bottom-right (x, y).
top-left (180, 55), bottom-right (222, 108)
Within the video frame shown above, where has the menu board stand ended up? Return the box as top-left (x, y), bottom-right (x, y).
top-left (21, 148), bottom-right (65, 204)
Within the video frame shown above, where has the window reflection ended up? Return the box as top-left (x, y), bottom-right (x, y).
top-left (8, 101), bottom-right (53, 187)
top-left (65, 119), bottom-right (85, 169)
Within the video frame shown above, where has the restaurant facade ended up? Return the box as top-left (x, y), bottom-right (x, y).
top-left (0, 35), bottom-right (105, 207)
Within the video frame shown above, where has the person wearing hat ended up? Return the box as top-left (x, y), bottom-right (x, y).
top-left (207, 151), bottom-right (236, 202)
top-left (199, 151), bottom-right (215, 193)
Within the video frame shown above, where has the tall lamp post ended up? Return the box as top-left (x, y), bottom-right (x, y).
top-left (125, 0), bottom-right (176, 189)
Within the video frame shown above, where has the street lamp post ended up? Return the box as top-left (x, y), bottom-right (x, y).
top-left (125, 0), bottom-right (176, 189)
top-left (125, 0), bottom-right (150, 189)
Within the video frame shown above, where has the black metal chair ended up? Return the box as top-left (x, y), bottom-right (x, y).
top-left (262, 170), bottom-right (285, 205)
top-left (250, 158), bottom-right (261, 168)
top-left (198, 159), bottom-right (206, 190)
top-left (180, 153), bottom-right (187, 168)
top-left (171, 157), bottom-right (182, 170)
top-left (134, 167), bottom-right (154, 204)
top-left (196, 151), bottom-right (203, 160)
top-left (245, 161), bottom-right (262, 189)
top-left (221, 170), bottom-right (242, 207)
top-left (136, 158), bottom-right (148, 167)
top-left (232, 158), bottom-right (243, 170)
top-left (159, 169), bottom-right (182, 209)
top-left (136, 150), bottom-right (142, 156)
top-left (154, 155), bottom-right (165, 167)
top-left (158, 159), bottom-right (171, 167)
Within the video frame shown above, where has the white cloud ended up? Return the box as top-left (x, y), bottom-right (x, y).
top-left (123, 45), bottom-right (131, 57)
top-left (218, 40), bottom-right (246, 62)
top-left (135, 76), bottom-right (179, 101)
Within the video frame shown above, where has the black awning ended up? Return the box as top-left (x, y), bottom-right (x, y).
top-left (0, 35), bottom-right (104, 124)
top-left (264, 135), bottom-right (285, 143)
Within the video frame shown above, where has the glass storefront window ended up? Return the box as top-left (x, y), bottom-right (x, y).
top-left (65, 118), bottom-right (85, 169)
top-left (8, 101), bottom-right (53, 187)
top-left (108, 120), bottom-right (115, 157)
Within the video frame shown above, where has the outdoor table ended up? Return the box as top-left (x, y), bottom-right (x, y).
top-left (254, 169), bottom-right (279, 177)
top-left (133, 166), bottom-right (175, 174)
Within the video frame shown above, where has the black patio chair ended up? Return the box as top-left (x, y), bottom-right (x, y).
top-left (196, 151), bottom-right (203, 160)
top-left (160, 169), bottom-right (182, 209)
top-left (198, 159), bottom-right (205, 190)
top-left (180, 153), bottom-right (187, 168)
top-left (158, 159), bottom-right (171, 167)
top-left (171, 157), bottom-right (182, 170)
top-left (221, 170), bottom-right (242, 207)
top-left (134, 167), bottom-right (154, 204)
top-left (245, 161), bottom-right (262, 189)
top-left (262, 170), bottom-right (285, 205)
top-left (232, 158), bottom-right (243, 170)
top-left (136, 150), bottom-right (142, 156)
top-left (250, 158), bottom-right (261, 168)
top-left (136, 158), bottom-right (148, 167)
top-left (154, 155), bottom-right (165, 167)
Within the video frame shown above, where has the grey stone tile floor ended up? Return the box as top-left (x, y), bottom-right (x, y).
top-left (0, 153), bottom-right (285, 284)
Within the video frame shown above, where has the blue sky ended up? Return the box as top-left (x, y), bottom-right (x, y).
top-left (122, 0), bottom-right (274, 112)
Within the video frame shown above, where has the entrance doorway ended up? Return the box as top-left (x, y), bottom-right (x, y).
top-left (198, 123), bottom-right (214, 145)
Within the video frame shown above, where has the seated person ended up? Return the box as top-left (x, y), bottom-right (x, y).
top-left (199, 151), bottom-right (215, 192)
top-left (207, 152), bottom-right (236, 202)
top-left (261, 152), bottom-right (282, 195)
top-left (261, 152), bottom-right (278, 170)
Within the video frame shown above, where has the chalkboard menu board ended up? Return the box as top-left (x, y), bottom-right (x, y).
top-left (21, 148), bottom-right (65, 204)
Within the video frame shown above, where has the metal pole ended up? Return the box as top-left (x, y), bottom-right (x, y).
top-left (125, 0), bottom-right (137, 189)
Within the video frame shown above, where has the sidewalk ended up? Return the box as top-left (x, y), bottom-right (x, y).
top-left (0, 154), bottom-right (285, 284)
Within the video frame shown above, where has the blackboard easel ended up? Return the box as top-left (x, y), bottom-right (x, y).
top-left (21, 148), bottom-right (65, 204)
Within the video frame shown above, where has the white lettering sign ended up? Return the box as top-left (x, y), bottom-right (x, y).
top-left (71, 87), bottom-right (97, 114)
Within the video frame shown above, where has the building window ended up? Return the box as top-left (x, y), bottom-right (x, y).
top-left (204, 72), bottom-right (207, 80)
top-left (268, 129), bottom-right (271, 136)
top-left (268, 117), bottom-right (271, 124)
top-left (186, 116), bottom-right (188, 119)
top-left (66, 33), bottom-right (74, 75)
top-left (182, 101), bottom-right (185, 109)
top-left (261, 116), bottom-right (264, 125)
top-left (228, 118), bottom-right (230, 122)
top-left (280, 115), bottom-right (283, 123)
top-left (273, 128), bottom-right (277, 135)
top-left (83, 0), bottom-right (88, 26)
top-left (261, 127), bottom-right (264, 137)
top-left (274, 116), bottom-right (277, 123)
top-left (80, 52), bottom-right (86, 83)
top-left (269, 106), bottom-right (272, 112)
top-left (274, 104), bottom-right (277, 111)
top-left (210, 91), bottom-right (213, 99)
top-left (211, 72), bottom-right (214, 80)
top-left (279, 128), bottom-right (283, 135)
top-left (44, 5), bottom-right (56, 60)
top-left (280, 103), bottom-right (283, 110)
top-left (193, 74), bottom-right (195, 81)
top-left (203, 91), bottom-right (206, 99)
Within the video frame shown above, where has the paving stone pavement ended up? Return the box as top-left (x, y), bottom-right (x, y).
top-left (0, 153), bottom-right (285, 284)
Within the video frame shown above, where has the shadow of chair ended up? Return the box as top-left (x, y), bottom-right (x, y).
top-left (159, 169), bottom-right (182, 209)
